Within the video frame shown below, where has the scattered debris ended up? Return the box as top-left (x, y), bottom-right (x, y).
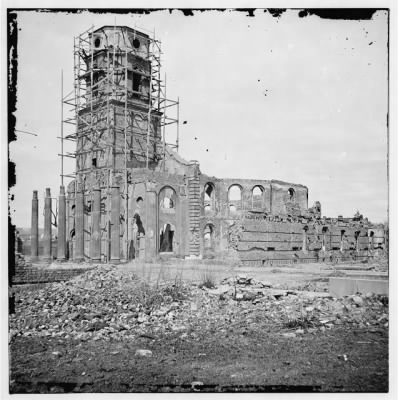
top-left (9, 267), bottom-right (389, 344)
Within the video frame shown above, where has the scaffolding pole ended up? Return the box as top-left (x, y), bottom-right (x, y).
top-left (162, 73), bottom-right (167, 171)
top-left (61, 69), bottom-right (64, 186)
top-left (146, 54), bottom-right (153, 170)
top-left (124, 48), bottom-right (129, 260)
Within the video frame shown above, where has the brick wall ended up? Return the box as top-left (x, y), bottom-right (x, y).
top-left (12, 262), bottom-right (93, 285)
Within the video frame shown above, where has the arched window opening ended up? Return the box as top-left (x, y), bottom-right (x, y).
top-left (159, 187), bottom-right (176, 210)
top-left (204, 183), bottom-right (215, 213)
top-left (252, 186), bottom-right (264, 209)
top-left (203, 224), bottom-right (214, 250)
top-left (228, 185), bottom-right (242, 213)
top-left (288, 188), bottom-right (295, 201)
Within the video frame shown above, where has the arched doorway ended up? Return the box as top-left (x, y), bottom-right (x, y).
top-left (160, 223), bottom-right (175, 253)
top-left (203, 223), bottom-right (215, 258)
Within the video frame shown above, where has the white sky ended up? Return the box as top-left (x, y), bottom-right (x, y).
top-left (8, 8), bottom-right (389, 227)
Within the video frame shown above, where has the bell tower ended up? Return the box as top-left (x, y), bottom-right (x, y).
top-left (73, 25), bottom-right (165, 189)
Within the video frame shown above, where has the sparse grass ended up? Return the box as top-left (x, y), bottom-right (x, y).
top-left (131, 281), bottom-right (164, 312)
top-left (282, 312), bottom-right (317, 330)
top-left (198, 269), bottom-right (216, 289)
top-left (162, 274), bottom-right (187, 301)
top-left (270, 268), bottom-right (282, 274)
top-left (130, 264), bottom-right (189, 311)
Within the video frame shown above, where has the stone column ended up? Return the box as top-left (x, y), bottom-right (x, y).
top-left (139, 233), bottom-right (146, 260)
top-left (110, 186), bottom-right (120, 263)
top-left (145, 189), bottom-right (157, 261)
top-left (90, 186), bottom-right (101, 262)
top-left (30, 190), bottom-right (39, 261)
top-left (74, 184), bottom-right (84, 261)
top-left (57, 186), bottom-right (66, 260)
top-left (43, 188), bottom-right (52, 261)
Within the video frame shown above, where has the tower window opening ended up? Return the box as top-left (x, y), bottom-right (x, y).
top-left (288, 188), bottom-right (295, 200)
top-left (133, 38), bottom-right (140, 49)
top-left (132, 72), bottom-right (141, 93)
top-left (92, 157), bottom-right (97, 167)
top-left (94, 37), bottom-right (101, 48)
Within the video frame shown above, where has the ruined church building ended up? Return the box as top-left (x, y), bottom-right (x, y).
top-left (29, 25), bottom-right (385, 265)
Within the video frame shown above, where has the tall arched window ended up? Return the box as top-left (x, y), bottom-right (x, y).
top-left (159, 187), bottom-right (177, 253)
top-left (228, 185), bottom-right (242, 213)
top-left (252, 186), bottom-right (264, 209)
top-left (159, 187), bottom-right (176, 210)
top-left (203, 224), bottom-right (215, 249)
top-left (288, 188), bottom-right (295, 201)
top-left (204, 183), bottom-right (215, 213)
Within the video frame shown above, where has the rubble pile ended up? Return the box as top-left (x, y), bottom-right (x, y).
top-left (201, 274), bottom-right (388, 334)
top-left (9, 267), bottom-right (388, 343)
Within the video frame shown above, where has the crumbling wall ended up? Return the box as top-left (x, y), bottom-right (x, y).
top-left (269, 181), bottom-right (308, 215)
top-left (13, 264), bottom-right (93, 284)
top-left (231, 214), bottom-right (371, 265)
top-left (368, 227), bottom-right (385, 249)
top-left (197, 174), bottom-right (310, 260)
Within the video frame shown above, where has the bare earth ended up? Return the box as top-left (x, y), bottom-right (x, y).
top-left (9, 260), bottom-right (389, 393)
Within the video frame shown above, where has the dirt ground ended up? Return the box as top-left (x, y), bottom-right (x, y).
top-left (9, 260), bottom-right (389, 393)
top-left (10, 327), bottom-right (388, 393)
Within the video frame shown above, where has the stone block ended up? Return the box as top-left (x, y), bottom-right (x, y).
top-left (329, 277), bottom-right (388, 298)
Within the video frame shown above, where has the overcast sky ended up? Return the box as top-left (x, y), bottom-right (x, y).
top-left (9, 9), bottom-right (389, 228)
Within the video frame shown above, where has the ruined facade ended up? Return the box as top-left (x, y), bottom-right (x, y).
top-left (28, 25), bottom-right (385, 265)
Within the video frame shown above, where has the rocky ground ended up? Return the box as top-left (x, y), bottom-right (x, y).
top-left (9, 263), bottom-right (389, 393)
